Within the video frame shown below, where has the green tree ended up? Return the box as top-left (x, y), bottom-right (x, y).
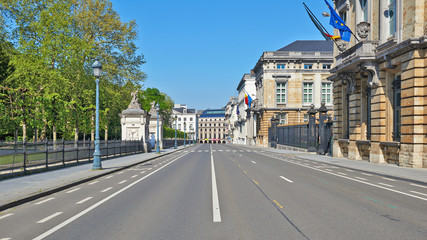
top-left (138, 88), bottom-right (174, 125)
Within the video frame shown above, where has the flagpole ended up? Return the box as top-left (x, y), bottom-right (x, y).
top-left (303, 2), bottom-right (340, 48)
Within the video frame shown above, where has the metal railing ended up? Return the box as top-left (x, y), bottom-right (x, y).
top-left (0, 139), bottom-right (144, 176)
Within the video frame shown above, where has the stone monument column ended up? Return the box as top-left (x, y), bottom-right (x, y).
top-left (119, 91), bottom-right (150, 152)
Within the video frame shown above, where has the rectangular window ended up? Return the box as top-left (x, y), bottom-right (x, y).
top-left (323, 64), bottom-right (331, 69)
top-left (303, 83), bottom-right (313, 104)
top-left (388, 0), bottom-right (396, 36)
top-left (304, 64), bottom-right (313, 69)
top-left (393, 75), bottom-right (401, 142)
top-left (278, 113), bottom-right (287, 125)
top-left (276, 82), bottom-right (287, 104)
top-left (190, 117), bottom-right (193, 121)
top-left (277, 64), bottom-right (286, 69)
top-left (303, 114), bottom-right (309, 122)
top-left (322, 82), bottom-right (332, 104)
top-left (360, 0), bottom-right (368, 22)
top-left (340, 11), bottom-right (347, 24)
top-left (178, 118), bottom-right (181, 121)
top-left (178, 124), bottom-right (181, 130)
top-left (184, 117), bottom-right (186, 121)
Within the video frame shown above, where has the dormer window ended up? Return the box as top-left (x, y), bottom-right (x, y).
top-left (277, 64), bottom-right (286, 69)
top-left (304, 64), bottom-right (313, 70)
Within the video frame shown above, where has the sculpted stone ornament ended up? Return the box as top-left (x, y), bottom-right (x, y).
top-left (149, 101), bottom-right (158, 116)
top-left (356, 22), bottom-right (370, 40)
top-left (336, 39), bottom-right (349, 52)
top-left (127, 90), bottom-right (142, 110)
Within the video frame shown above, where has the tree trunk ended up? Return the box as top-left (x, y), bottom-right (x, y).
top-left (53, 124), bottom-right (57, 150)
top-left (74, 126), bottom-right (78, 148)
top-left (105, 124), bottom-right (108, 141)
top-left (22, 120), bottom-right (27, 141)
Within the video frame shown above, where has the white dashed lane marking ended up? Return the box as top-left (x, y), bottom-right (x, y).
top-left (280, 176), bottom-right (293, 183)
top-left (118, 180), bottom-right (127, 184)
top-left (410, 183), bottom-right (427, 189)
top-left (66, 188), bottom-right (80, 193)
top-left (35, 197), bottom-right (55, 205)
top-left (88, 181), bottom-right (99, 185)
top-left (101, 187), bottom-right (113, 193)
top-left (0, 213), bottom-right (14, 220)
top-left (76, 197), bottom-right (93, 205)
top-left (378, 182), bottom-right (394, 187)
top-left (410, 191), bottom-right (427, 197)
top-left (37, 212), bottom-right (63, 223)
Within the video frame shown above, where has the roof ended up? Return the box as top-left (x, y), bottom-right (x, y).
top-left (173, 108), bottom-right (196, 114)
top-left (199, 109), bottom-right (225, 118)
top-left (277, 40), bottom-right (333, 52)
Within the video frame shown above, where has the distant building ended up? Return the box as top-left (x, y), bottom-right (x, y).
top-left (252, 40), bottom-right (334, 147)
top-left (225, 73), bottom-right (257, 145)
top-left (198, 109), bottom-right (227, 144)
top-left (171, 104), bottom-right (196, 141)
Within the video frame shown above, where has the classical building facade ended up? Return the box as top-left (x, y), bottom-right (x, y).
top-left (171, 104), bottom-right (197, 141)
top-left (198, 109), bottom-right (227, 144)
top-left (329, 0), bottom-right (427, 168)
top-left (251, 40), bottom-right (334, 147)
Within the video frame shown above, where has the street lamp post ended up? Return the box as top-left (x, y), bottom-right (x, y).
top-left (174, 115), bottom-right (177, 149)
top-left (156, 103), bottom-right (160, 154)
top-left (92, 58), bottom-right (102, 170)
top-left (184, 122), bottom-right (186, 147)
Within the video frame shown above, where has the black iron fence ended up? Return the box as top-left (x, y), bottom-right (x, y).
top-left (268, 104), bottom-right (333, 155)
top-left (0, 139), bottom-right (144, 176)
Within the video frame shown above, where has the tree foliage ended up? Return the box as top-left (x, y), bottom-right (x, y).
top-left (0, 0), bottom-right (172, 141)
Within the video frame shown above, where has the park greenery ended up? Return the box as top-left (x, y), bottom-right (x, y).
top-left (0, 0), bottom-right (174, 142)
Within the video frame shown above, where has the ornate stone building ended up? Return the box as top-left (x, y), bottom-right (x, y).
top-left (251, 40), bottom-right (334, 147)
top-left (198, 109), bottom-right (227, 144)
top-left (330, 0), bottom-right (427, 168)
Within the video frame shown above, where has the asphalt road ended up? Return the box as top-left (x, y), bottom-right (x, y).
top-left (1, 144), bottom-right (426, 240)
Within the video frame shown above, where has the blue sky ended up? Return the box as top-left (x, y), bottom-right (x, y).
top-left (110, 0), bottom-right (332, 111)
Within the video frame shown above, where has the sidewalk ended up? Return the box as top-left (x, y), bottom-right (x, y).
top-left (262, 147), bottom-right (427, 184)
top-left (0, 145), bottom-right (189, 212)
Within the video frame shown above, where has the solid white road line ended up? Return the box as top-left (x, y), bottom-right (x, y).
top-left (210, 144), bottom-right (221, 223)
top-left (0, 238), bottom-right (11, 240)
top-left (66, 188), bottom-right (80, 193)
top-left (410, 183), bottom-right (427, 189)
top-left (33, 152), bottom-right (189, 240)
top-left (76, 197), bottom-right (93, 205)
top-left (88, 181), bottom-right (99, 185)
top-left (37, 212), bottom-right (63, 223)
top-left (35, 197), bottom-right (55, 205)
top-left (101, 187), bottom-right (113, 193)
top-left (410, 191), bottom-right (427, 197)
top-left (0, 213), bottom-right (14, 220)
top-left (280, 176), bottom-right (294, 183)
top-left (118, 180), bottom-right (127, 184)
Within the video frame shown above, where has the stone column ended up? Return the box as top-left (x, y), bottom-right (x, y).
top-left (307, 104), bottom-right (317, 152)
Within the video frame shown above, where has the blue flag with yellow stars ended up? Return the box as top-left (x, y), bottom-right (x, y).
top-left (325, 0), bottom-right (352, 41)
